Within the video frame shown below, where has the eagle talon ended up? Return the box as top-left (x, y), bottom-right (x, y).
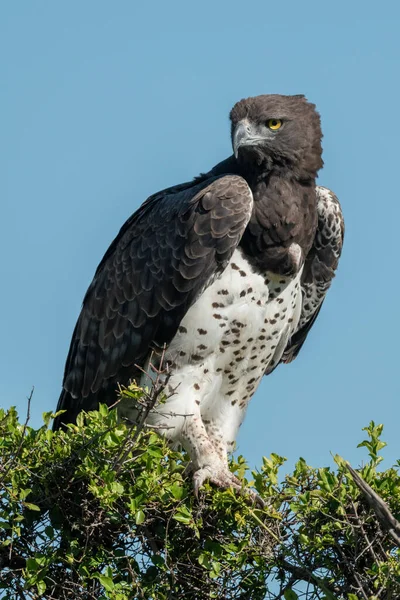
top-left (192, 465), bottom-right (265, 507)
top-left (192, 465), bottom-right (239, 494)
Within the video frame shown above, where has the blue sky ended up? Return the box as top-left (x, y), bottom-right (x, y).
top-left (1, 1), bottom-right (399, 476)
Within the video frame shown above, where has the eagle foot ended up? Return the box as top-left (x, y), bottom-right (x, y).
top-left (192, 465), bottom-right (265, 508)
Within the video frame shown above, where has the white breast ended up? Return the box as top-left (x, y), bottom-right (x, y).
top-left (140, 248), bottom-right (303, 449)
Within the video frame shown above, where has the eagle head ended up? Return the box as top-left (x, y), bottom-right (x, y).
top-left (230, 94), bottom-right (323, 179)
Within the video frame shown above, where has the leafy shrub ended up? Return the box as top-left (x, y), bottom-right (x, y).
top-left (0, 388), bottom-right (399, 599)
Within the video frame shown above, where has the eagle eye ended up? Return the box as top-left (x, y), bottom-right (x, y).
top-left (267, 119), bottom-right (282, 130)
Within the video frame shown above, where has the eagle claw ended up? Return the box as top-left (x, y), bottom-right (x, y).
top-left (192, 465), bottom-right (265, 508)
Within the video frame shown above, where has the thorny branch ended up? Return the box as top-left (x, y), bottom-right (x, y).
top-left (346, 462), bottom-right (400, 547)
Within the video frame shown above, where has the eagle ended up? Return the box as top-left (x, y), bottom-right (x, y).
top-left (54, 94), bottom-right (344, 495)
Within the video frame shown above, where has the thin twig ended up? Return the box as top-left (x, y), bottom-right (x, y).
top-left (113, 347), bottom-right (170, 473)
top-left (0, 387), bottom-right (33, 486)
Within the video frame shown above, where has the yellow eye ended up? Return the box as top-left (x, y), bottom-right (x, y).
top-left (267, 119), bottom-right (282, 130)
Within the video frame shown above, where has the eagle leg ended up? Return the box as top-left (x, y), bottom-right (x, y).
top-left (141, 372), bottom-right (265, 505)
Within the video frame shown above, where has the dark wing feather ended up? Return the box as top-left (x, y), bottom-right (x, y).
top-left (280, 185), bottom-right (344, 364)
top-left (54, 175), bottom-right (253, 429)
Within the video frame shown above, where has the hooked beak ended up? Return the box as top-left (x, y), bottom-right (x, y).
top-left (233, 119), bottom-right (265, 158)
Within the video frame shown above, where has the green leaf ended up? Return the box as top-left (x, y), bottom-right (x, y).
top-left (23, 502), bottom-right (40, 511)
top-left (110, 481), bottom-right (124, 495)
top-left (42, 411), bottom-right (53, 427)
top-left (284, 590), bottom-right (298, 600)
top-left (26, 558), bottom-right (40, 573)
top-left (169, 482), bottom-right (185, 500)
top-left (36, 580), bottom-right (46, 595)
top-left (135, 509), bottom-right (145, 525)
top-left (97, 575), bottom-right (114, 592)
top-left (210, 560), bottom-right (221, 579)
top-left (147, 445), bottom-right (164, 458)
top-left (44, 525), bottom-right (54, 538)
top-left (19, 488), bottom-right (32, 501)
top-left (99, 403), bottom-right (109, 417)
top-left (298, 533), bottom-right (309, 544)
top-left (173, 506), bottom-right (192, 525)
top-left (198, 553), bottom-right (212, 570)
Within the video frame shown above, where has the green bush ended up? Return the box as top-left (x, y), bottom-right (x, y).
top-left (0, 388), bottom-right (399, 599)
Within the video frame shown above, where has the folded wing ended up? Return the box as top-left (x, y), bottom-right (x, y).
top-left (54, 175), bottom-right (253, 429)
top-left (281, 185), bottom-right (345, 364)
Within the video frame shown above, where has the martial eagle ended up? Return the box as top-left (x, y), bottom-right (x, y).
top-left (54, 94), bottom-right (344, 494)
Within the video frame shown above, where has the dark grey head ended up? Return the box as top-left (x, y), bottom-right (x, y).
top-left (230, 94), bottom-right (323, 179)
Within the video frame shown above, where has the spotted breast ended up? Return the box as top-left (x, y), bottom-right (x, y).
top-left (135, 247), bottom-right (302, 487)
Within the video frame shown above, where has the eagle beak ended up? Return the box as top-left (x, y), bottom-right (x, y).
top-left (233, 120), bottom-right (264, 158)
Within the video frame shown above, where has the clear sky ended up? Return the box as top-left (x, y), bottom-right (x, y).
top-left (1, 1), bottom-right (399, 476)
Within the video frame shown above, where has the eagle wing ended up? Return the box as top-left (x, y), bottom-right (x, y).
top-left (54, 175), bottom-right (253, 429)
top-left (280, 185), bottom-right (344, 364)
